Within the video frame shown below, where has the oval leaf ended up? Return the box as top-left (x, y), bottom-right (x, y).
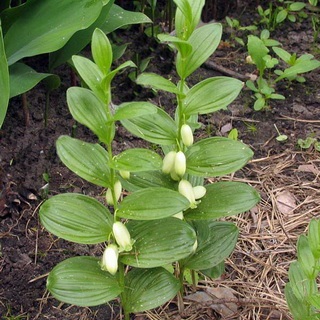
top-left (185, 182), bottom-right (260, 219)
top-left (47, 256), bottom-right (122, 307)
top-left (113, 148), bottom-right (162, 172)
top-left (0, 25), bottom-right (9, 128)
top-left (121, 218), bottom-right (197, 267)
top-left (182, 221), bottom-right (238, 270)
top-left (117, 187), bottom-right (190, 220)
top-left (182, 77), bottom-right (243, 116)
top-left (4, 0), bottom-right (103, 65)
top-left (113, 101), bottom-right (157, 121)
top-left (123, 267), bottom-right (180, 313)
top-left (40, 193), bottom-right (113, 244)
top-left (56, 135), bottom-right (111, 188)
top-left (121, 107), bottom-right (177, 145)
top-left (185, 137), bottom-right (253, 177)
top-left (92, 28), bottom-right (112, 75)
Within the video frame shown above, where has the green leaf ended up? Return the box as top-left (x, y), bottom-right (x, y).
top-left (136, 73), bottom-right (180, 94)
top-left (67, 87), bottom-right (113, 145)
top-left (288, 261), bottom-right (317, 301)
top-left (40, 193), bottom-right (113, 244)
top-left (56, 135), bottom-right (111, 188)
top-left (113, 101), bottom-right (157, 121)
top-left (0, 24), bottom-right (9, 128)
top-left (247, 35), bottom-right (269, 74)
top-left (289, 2), bottom-right (306, 11)
top-left (49, 1), bottom-right (114, 70)
top-left (276, 9), bottom-right (288, 23)
top-left (182, 77), bottom-right (243, 116)
top-left (9, 63), bottom-right (60, 98)
top-left (72, 55), bottom-right (106, 102)
top-left (285, 283), bottom-right (311, 319)
top-left (277, 60), bottom-right (320, 81)
top-left (101, 4), bottom-right (152, 34)
top-left (113, 148), bottom-right (162, 172)
top-left (157, 34), bottom-right (192, 58)
top-left (254, 97), bottom-right (266, 110)
top-left (123, 267), bottom-right (180, 313)
top-left (184, 182), bottom-right (260, 219)
top-left (92, 28), bottom-right (112, 75)
top-left (185, 137), bottom-right (253, 177)
top-left (200, 261), bottom-right (225, 279)
top-left (308, 293), bottom-right (320, 309)
top-left (182, 221), bottom-right (238, 270)
top-left (177, 23), bottom-right (222, 79)
top-left (121, 218), bottom-right (197, 267)
top-left (298, 235), bottom-right (317, 279)
top-left (121, 107), bottom-right (177, 145)
top-left (308, 219), bottom-right (320, 259)
top-left (117, 187), bottom-right (189, 220)
top-left (4, 0), bottom-right (103, 66)
top-left (47, 256), bottom-right (122, 306)
top-left (120, 170), bottom-right (177, 192)
top-left (273, 47), bottom-right (292, 64)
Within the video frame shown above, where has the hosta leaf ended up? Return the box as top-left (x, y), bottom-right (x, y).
top-left (182, 221), bottom-right (238, 270)
top-left (47, 256), bottom-right (122, 306)
top-left (56, 135), bottom-right (111, 188)
top-left (123, 267), bottom-right (180, 313)
top-left (117, 187), bottom-right (189, 220)
top-left (184, 182), bottom-right (260, 219)
top-left (182, 77), bottom-right (243, 116)
top-left (121, 107), bottom-right (177, 145)
top-left (67, 87), bottom-right (112, 144)
top-left (185, 137), bottom-right (253, 177)
top-left (120, 170), bottom-right (177, 192)
top-left (4, 0), bottom-right (103, 65)
top-left (177, 23), bottom-right (222, 79)
top-left (113, 101), bottom-right (157, 121)
top-left (0, 24), bottom-right (9, 128)
top-left (112, 148), bottom-right (162, 172)
top-left (120, 218), bottom-right (197, 267)
top-left (136, 73), bottom-right (180, 94)
top-left (40, 193), bottom-right (113, 244)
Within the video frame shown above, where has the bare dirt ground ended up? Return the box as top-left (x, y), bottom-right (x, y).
top-left (0, 1), bottom-right (319, 319)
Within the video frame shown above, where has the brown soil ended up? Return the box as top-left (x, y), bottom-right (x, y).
top-left (1, 2), bottom-right (319, 319)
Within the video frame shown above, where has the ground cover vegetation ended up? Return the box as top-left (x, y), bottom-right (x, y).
top-left (0, 0), bottom-right (320, 319)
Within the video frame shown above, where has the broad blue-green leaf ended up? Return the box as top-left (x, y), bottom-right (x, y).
top-left (182, 221), bottom-right (238, 270)
top-left (113, 148), bottom-right (162, 172)
top-left (101, 4), bottom-right (152, 33)
top-left (47, 256), bottom-right (122, 306)
top-left (182, 77), bottom-right (243, 116)
top-left (40, 193), bottom-right (113, 244)
top-left (120, 170), bottom-right (177, 192)
top-left (184, 182), bottom-right (260, 219)
top-left (185, 137), bottom-right (253, 177)
top-left (67, 87), bottom-right (112, 144)
top-left (9, 63), bottom-right (60, 98)
top-left (177, 23), bottom-right (222, 79)
top-left (56, 135), bottom-right (111, 188)
top-left (4, 0), bottom-right (103, 65)
top-left (72, 55), bottom-right (106, 103)
top-left (0, 24), bottom-right (9, 128)
top-left (113, 101), bottom-right (157, 121)
top-left (136, 73), bottom-right (180, 94)
top-left (285, 283), bottom-right (311, 319)
top-left (92, 28), bottom-right (112, 75)
top-left (117, 187), bottom-right (189, 220)
top-left (121, 107), bottom-right (177, 145)
top-left (200, 261), bottom-right (225, 279)
top-left (121, 218), bottom-right (197, 267)
top-left (48, 1), bottom-right (114, 70)
top-left (123, 268), bottom-right (180, 313)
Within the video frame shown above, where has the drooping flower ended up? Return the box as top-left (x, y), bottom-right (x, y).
top-left (113, 221), bottom-right (133, 252)
top-left (181, 124), bottom-right (194, 147)
top-left (175, 151), bottom-right (186, 177)
top-left (101, 244), bottom-right (119, 275)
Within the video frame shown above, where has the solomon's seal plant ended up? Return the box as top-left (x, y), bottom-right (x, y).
top-left (39, 1), bottom-right (260, 318)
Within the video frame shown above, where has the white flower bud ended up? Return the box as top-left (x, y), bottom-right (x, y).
top-left (174, 151), bottom-right (186, 177)
top-left (113, 221), bottom-right (133, 251)
top-left (178, 179), bottom-right (196, 207)
top-left (101, 244), bottom-right (119, 275)
top-left (246, 55), bottom-right (253, 64)
top-left (106, 180), bottom-right (122, 205)
top-left (193, 186), bottom-right (206, 199)
top-left (173, 211), bottom-right (184, 219)
top-left (119, 170), bottom-right (130, 180)
top-left (181, 124), bottom-right (194, 147)
top-left (162, 151), bottom-right (176, 174)
top-left (192, 239), bottom-right (198, 253)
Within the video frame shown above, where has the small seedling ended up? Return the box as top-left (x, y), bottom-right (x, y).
top-left (274, 124), bottom-right (288, 142)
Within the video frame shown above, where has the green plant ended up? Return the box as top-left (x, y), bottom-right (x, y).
top-left (274, 124), bottom-right (288, 142)
top-left (39, 1), bottom-right (260, 318)
top-left (0, 0), bottom-right (152, 128)
top-left (285, 219), bottom-right (320, 319)
top-left (298, 136), bottom-right (320, 151)
top-left (257, 1), bottom-right (307, 31)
